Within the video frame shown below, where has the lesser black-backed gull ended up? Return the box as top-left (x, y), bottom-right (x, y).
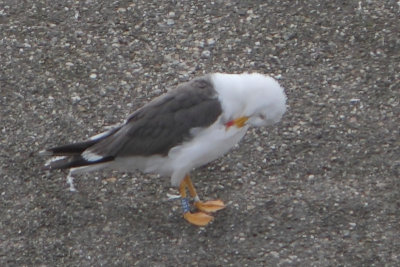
top-left (40, 73), bottom-right (287, 226)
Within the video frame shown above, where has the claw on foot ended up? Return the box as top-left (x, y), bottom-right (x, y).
top-left (179, 174), bottom-right (225, 226)
top-left (183, 212), bottom-right (214, 226)
top-left (195, 200), bottom-right (225, 213)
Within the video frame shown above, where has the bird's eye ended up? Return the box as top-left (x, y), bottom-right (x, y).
top-left (259, 114), bottom-right (266, 120)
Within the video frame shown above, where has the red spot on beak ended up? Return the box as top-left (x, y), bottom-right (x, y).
top-left (225, 120), bottom-right (235, 128)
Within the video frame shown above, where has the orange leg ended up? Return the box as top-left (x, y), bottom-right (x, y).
top-left (179, 175), bottom-right (213, 226)
top-left (183, 175), bottom-right (225, 213)
top-left (179, 175), bottom-right (225, 226)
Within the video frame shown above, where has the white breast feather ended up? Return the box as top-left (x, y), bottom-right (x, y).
top-left (168, 120), bottom-right (249, 186)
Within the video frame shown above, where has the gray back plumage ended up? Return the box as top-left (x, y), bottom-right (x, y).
top-left (87, 75), bottom-right (222, 157)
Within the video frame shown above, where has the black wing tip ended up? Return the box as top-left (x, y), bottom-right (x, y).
top-left (39, 149), bottom-right (53, 156)
top-left (41, 164), bottom-right (53, 171)
top-left (39, 139), bottom-right (101, 157)
top-left (42, 155), bottom-right (114, 171)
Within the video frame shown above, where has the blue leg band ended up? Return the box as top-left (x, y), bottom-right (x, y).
top-left (181, 197), bottom-right (190, 213)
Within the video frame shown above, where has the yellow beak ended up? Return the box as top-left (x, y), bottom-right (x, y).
top-left (234, 116), bottom-right (249, 127)
top-left (226, 116), bottom-right (249, 130)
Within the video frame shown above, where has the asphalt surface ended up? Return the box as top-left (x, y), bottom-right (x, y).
top-left (1, 0), bottom-right (399, 266)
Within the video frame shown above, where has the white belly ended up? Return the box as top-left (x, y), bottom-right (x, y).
top-left (110, 121), bottom-right (248, 187)
top-left (167, 122), bottom-right (249, 186)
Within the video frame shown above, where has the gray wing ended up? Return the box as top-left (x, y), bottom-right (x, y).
top-left (86, 75), bottom-right (222, 157)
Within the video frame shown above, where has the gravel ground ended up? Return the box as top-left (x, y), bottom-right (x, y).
top-left (1, 0), bottom-right (399, 266)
